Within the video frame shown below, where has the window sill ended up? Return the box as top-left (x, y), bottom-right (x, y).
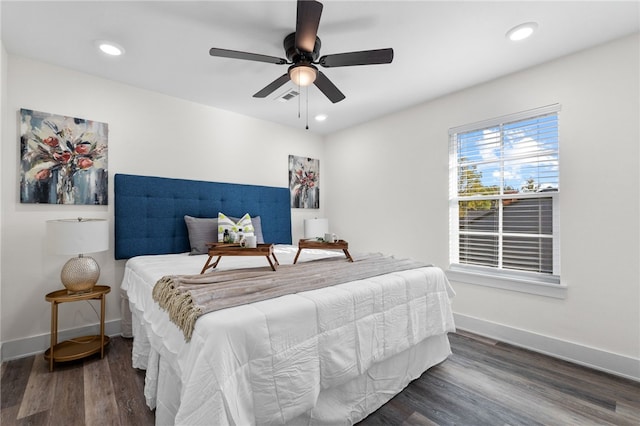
top-left (445, 265), bottom-right (567, 299)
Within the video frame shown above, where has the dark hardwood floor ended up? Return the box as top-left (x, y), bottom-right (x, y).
top-left (2, 332), bottom-right (638, 425)
top-left (362, 332), bottom-right (639, 425)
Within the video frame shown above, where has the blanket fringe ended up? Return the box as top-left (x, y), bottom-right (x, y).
top-left (152, 276), bottom-right (201, 341)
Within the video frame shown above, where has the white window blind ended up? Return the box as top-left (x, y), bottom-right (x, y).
top-left (449, 105), bottom-right (560, 279)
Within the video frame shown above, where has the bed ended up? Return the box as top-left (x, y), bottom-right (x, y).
top-left (116, 173), bottom-right (456, 425)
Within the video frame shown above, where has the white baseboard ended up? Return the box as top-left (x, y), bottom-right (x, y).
top-left (4, 315), bottom-right (638, 382)
top-left (454, 313), bottom-right (640, 382)
top-left (1, 319), bottom-right (122, 362)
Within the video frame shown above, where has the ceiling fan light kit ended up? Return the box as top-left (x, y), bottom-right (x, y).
top-left (289, 64), bottom-right (318, 86)
top-left (208, 0), bottom-right (394, 105)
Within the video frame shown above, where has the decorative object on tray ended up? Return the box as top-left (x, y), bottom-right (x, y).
top-left (323, 232), bottom-right (338, 243)
top-left (289, 155), bottom-right (319, 209)
top-left (217, 212), bottom-right (254, 243)
top-left (242, 235), bottom-right (258, 248)
top-left (200, 243), bottom-right (279, 273)
top-left (294, 238), bottom-right (353, 263)
top-left (46, 218), bottom-right (109, 293)
top-left (20, 108), bottom-right (108, 205)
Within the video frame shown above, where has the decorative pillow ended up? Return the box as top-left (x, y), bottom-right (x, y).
top-left (184, 215), bottom-right (218, 255)
top-left (218, 212), bottom-right (255, 242)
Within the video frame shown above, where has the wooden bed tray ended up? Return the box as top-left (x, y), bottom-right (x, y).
top-left (293, 239), bottom-right (353, 264)
top-left (200, 243), bottom-right (279, 273)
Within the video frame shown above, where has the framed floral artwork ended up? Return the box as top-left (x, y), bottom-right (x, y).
top-left (19, 109), bottom-right (108, 205)
top-left (289, 155), bottom-right (319, 209)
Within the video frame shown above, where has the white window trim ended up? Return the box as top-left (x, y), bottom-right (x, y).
top-left (446, 264), bottom-right (567, 299)
top-left (449, 104), bottom-right (561, 135)
top-left (448, 104), bottom-right (564, 298)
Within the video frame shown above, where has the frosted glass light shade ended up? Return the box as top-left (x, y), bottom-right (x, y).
top-left (47, 218), bottom-right (108, 292)
top-left (289, 64), bottom-right (318, 86)
top-left (304, 218), bottom-right (329, 239)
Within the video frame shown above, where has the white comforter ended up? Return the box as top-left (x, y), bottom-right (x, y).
top-left (122, 245), bottom-right (455, 425)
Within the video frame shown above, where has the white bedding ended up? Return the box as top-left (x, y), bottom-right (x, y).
top-left (122, 245), bottom-right (456, 425)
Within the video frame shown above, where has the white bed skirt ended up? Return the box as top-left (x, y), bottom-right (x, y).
top-left (130, 301), bottom-right (451, 425)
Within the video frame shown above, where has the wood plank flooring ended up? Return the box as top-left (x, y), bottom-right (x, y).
top-left (362, 331), bottom-right (640, 426)
top-left (1, 337), bottom-right (153, 426)
top-left (1, 332), bottom-right (638, 425)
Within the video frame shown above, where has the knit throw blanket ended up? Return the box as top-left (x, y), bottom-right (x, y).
top-left (152, 253), bottom-right (430, 341)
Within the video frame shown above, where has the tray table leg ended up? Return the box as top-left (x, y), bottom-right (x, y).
top-left (343, 249), bottom-right (354, 262)
top-left (211, 256), bottom-right (222, 269)
top-left (200, 255), bottom-right (214, 274)
top-left (265, 255), bottom-right (277, 271)
top-left (200, 255), bottom-right (223, 274)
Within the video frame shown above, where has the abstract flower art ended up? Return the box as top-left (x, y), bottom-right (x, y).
top-left (20, 109), bottom-right (108, 205)
top-left (289, 155), bottom-right (319, 209)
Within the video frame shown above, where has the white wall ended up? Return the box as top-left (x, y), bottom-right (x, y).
top-left (325, 34), bottom-right (639, 378)
top-left (1, 56), bottom-right (324, 357)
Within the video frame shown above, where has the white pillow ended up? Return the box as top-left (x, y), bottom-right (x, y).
top-left (217, 212), bottom-right (255, 242)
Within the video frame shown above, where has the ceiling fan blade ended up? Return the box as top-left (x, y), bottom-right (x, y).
top-left (209, 47), bottom-right (287, 65)
top-left (295, 0), bottom-right (323, 53)
top-left (318, 48), bottom-right (394, 68)
top-left (314, 71), bottom-right (345, 103)
top-left (253, 74), bottom-right (291, 98)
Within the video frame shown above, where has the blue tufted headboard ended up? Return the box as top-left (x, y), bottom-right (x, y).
top-left (114, 174), bottom-right (292, 259)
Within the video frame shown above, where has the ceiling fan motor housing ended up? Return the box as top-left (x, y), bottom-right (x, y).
top-left (284, 32), bottom-right (321, 63)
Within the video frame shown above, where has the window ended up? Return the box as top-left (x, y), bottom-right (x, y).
top-left (448, 105), bottom-right (561, 292)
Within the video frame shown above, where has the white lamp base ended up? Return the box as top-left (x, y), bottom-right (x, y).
top-left (61, 255), bottom-right (100, 293)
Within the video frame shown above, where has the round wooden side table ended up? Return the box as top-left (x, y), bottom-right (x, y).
top-left (44, 285), bottom-right (111, 372)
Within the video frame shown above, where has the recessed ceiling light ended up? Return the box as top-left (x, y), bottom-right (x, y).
top-left (315, 114), bottom-right (328, 122)
top-left (96, 40), bottom-right (125, 56)
top-left (506, 22), bottom-right (538, 42)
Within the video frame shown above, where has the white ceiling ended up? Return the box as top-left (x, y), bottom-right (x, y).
top-left (1, 1), bottom-right (638, 135)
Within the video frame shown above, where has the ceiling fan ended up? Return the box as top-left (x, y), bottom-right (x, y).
top-left (209, 0), bottom-right (394, 103)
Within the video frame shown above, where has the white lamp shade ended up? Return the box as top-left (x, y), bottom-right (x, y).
top-left (47, 218), bottom-right (109, 255)
top-left (304, 218), bottom-right (329, 239)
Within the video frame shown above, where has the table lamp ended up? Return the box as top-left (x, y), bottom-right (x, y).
top-left (304, 218), bottom-right (329, 239)
top-left (47, 218), bottom-right (109, 293)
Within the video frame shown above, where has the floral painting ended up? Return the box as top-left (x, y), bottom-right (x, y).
top-left (20, 109), bottom-right (108, 205)
top-left (289, 155), bottom-right (319, 209)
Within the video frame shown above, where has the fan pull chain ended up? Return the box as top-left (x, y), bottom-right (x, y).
top-left (297, 82), bottom-right (301, 119)
top-left (305, 85), bottom-right (309, 130)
